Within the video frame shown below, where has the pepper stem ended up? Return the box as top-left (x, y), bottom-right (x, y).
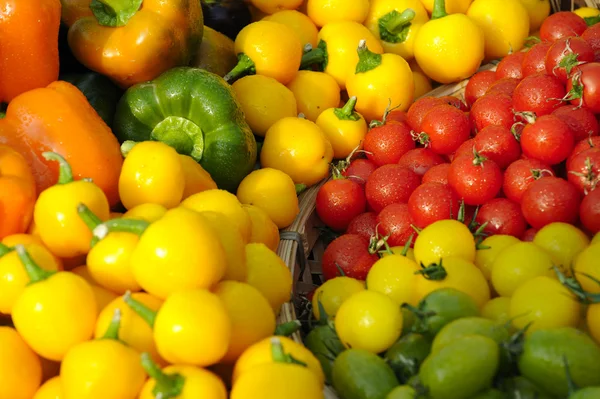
top-left (270, 337), bottom-right (308, 367)
top-left (90, 0), bottom-right (143, 27)
top-left (333, 96), bottom-right (361, 121)
top-left (300, 40), bottom-right (328, 71)
top-left (15, 245), bottom-right (56, 284)
top-left (355, 40), bottom-right (383, 74)
top-left (0, 243), bottom-right (12, 257)
top-left (383, 8), bottom-right (416, 34)
top-left (77, 203), bottom-right (103, 232)
top-left (93, 219), bottom-right (150, 241)
top-left (141, 352), bottom-right (186, 399)
top-left (101, 308), bottom-right (122, 340)
top-left (224, 54), bottom-right (256, 84)
top-left (150, 117), bottom-right (205, 162)
top-left (431, 0), bottom-right (448, 19)
top-left (121, 141), bottom-right (138, 158)
top-left (123, 291), bottom-right (157, 327)
top-left (42, 152), bottom-right (74, 184)
top-left (275, 320), bottom-right (302, 337)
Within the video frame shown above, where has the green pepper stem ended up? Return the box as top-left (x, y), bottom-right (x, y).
top-left (316, 295), bottom-right (330, 325)
top-left (77, 203), bottom-right (103, 232)
top-left (270, 337), bottom-right (308, 367)
top-left (295, 184), bottom-right (307, 195)
top-left (121, 141), bottom-right (138, 158)
top-left (224, 54), bottom-right (256, 84)
top-left (42, 152), bottom-right (74, 184)
top-left (383, 8), bottom-right (416, 34)
top-left (93, 219), bottom-right (150, 241)
top-left (150, 117), bottom-right (205, 162)
top-left (333, 96), bottom-right (361, 121)
top-left (275, 320), bottom-right (302, 337)
top-left (101, 308), bottom-right (122, 340)
top-left (141, 352), bottom-right (186, 399)
top-left (355, 40), bottom-right (383, 74)
top-left (90, 0), bottom-right (143, 27)
top-left (15, 245), bottom-right (56, 284)
top-left (431, 0), bottom-right (448, 20)
top-left (0, 243), bottom-right (12, 257)
top-left (300, 47), bottom-right (327, 70)
top-left (123, 291), bottom-right (157, 327)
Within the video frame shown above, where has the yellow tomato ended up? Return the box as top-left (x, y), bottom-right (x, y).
top-left (575, 6), bottom-right (600, 19)
top-left (312, 276), bottom-right (365, 320)
top-left (70, 266), bottom-right (118, 314)
top-left (533, 222), bottom-right (589, 273)
top-left (335, 290), bottom-right (403, 353)
top-left (0, 326), bottom-right (42, 399)
top-left (306, 0), bottom-right (370, 27)
top-left (474, 234), bottom-right (521, 281)
top-left (236, 168), bottom-right (300, 229)
top-left (519, 0), bottom-right (551, 32)
top-left (122, 203), bottom-right (167, 223)
top-left (243, 205), bottom-right (280, 252)
top-left (419, 0), bottom-right (473, 14)
top-left (467, 0), bottom-right (531, 60)
top-left (139, 362), bottom-right (227, 399)
top-left (490, 242), bottom-right (555, 297)
top-left (232, 75), bottom-right (298, 137)
top-left (481, 297), bottom-right (511, 324)
top-left (509, 276), bottom-right (581, 334)
top-left (593, 232), bottom-right (600, 245)
top-left (260, 117), bottom-right (334, 187)
top-left (251, 0), bottom-right (304, 14)
top-left (263, 10), bottom-right (319, 47)
top-left (33, 377), bottom-right (63, 399)
top-left (384, 246), bottom-right (416, 261)
top-left (366, 255), bottom-right (420, 306)
top-left (287, 71), bottom-right (341, 122)
top-left (573, 243), bottom-right (600, 295)
top-left (414, 219), bottom-right (476, 267)
top-left (588, 304), bottom-right (600, 345)
top-left (179, 155), bottom-right (218, 200)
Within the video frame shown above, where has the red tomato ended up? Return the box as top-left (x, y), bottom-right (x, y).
top-left (387, 110), bottom-right (408, 124)
top-left (316, 178), bottom-right (367, 231)
top-left (448, 153), bottom-right (503, 206)
top-left (552, 105), bottom-right (599, 142)
top-left (502, 158), bottom-right (555, 203)
top-left (364, 121), bottom-right (415, 166)
top-left (582, 23), bottom-right (600, 51)
top-left (470, 93), bottom-right (514, 133)
top-left (417, 104), bottom-right (471, 155)
top-left (398, 148), bottom-right (446, 176)
top-left (566, 62), bottom-right (600, 113)
top-left (473, 125), bottom-right (521, 169)
top-left (475, 198), bottom-right (527, 238)
top-left (522, 41), bottom-right (553, 77)
top-left (408, 182), bottom-right (460, 228)
top-left (521, 176), bottom-right (581, 229)
top-left (522, 227), bottom-right (538, 242)
top-left (406, 97), bottom-right (445, 132)
top-left (451, 138), bottom-right (476, 162)
top-left (465, 70), bottom-right (497, 107)
top-left (520, 115), bottom-right (575, 165)
top-left (438, 96), bottom-right (469, 112)
top-left (486, 77), bottom-right (520, 97)
top-left (341, 158), bottom-right (378, 185)
top-left (496, 52), bottom-right (526, 80)
top-left (365, 165), bottom-right (421, 213)
top-left (580, 187), bottom-right (600, 233)
top-left (321, 234), bottom-right (379, 280)
top-left (512, 74), bottom-right (566, 116)
top-left (376, 203), bottom-right (415, 247)
top-left (422, 163), bottom-right (451, 185)
top-left (540, 12), bottom-right (588, 42)
top-left (346, 212), bottom-right (378, 241)
top-left (567, 147), bottom-right (600, 194)
top-left (569, 136), bottom-right (600, 170)
top-left (545, 37), bottom-right (595, 83)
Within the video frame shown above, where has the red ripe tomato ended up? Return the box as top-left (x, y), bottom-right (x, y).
top-left (470, 93), bottom-right (514, 133)
top-left (346, 212), bottom-right (378, 241)
top-left (465, 70), bottom-right (497, 107)
top-left (521, 176), bottom-right (581, 229)
top-left (321, 234), bottom-right (379, 280)
top-left (582, 23), bottom-right (600, 51)
top-left (475, 198), bottom-right (527, 238)
top-left (448, 153), bottom-right (503, 206)
top-left (376, 203), bottom-right (415, 247)
top-left (569, 136), bottom-right (600, 169)
top-left (567, 147), bottom-right (600, 194)
top-left (342, 158), bottom-right (378, 185)
top-left (486, 77), bottom-right (520, 97)
top-left (316, 178), bottom-right (367, 231)
top-left (552, 105), bottom-right (599, 142)
top-left (522, 227), bottom-right (538, 242)
top-left (422, 163), bottom-right (451, 185)
top-left (398, 148), bottom-right (446, 176)
top-left (580, 187), bottom-right (600, 233)
top-left (438, 96), bottom-right (469, 112)
top-left (451, 138), bottom-right (476, 161)
top-left (545, 37), bottom-right (595, 83)
top-left (520, 114), bottom-right (575, 165)
top-left (408, 182), bottom-right (460, 228)
top-left (417, 104), bottom-right (471, 155)
top-left (540, 12), bottom-right (588, 42)
top-left (502, 158), bottom-right (555, 203)
top-left (406, 96), bottom-right (445, 132)
top-left (363, 121), bottom-right (415, 166)
top-left (512, 74), bottom-right (566, 116)
top-left (473, 125), bottom-right (521, 169)
top-left (365, 165), bottom-right (421, 213)
top-left (566, 62), bottom-right (600, 113)
top-left (496, 52), bottom-right (526, 80)
top-left (387, 110), bottom-right (408, 124)
top-left (522, 41), bottom-right (553, 77)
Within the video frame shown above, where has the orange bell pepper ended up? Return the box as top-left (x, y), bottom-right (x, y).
top-left (0, 146), bottom-right (36, 240)
top-left (0, 0), bottom-right (61, 103)
top-left (64, 0), bottom-right (204, 88)
top-left (0, 81), bottom-right (123, 207)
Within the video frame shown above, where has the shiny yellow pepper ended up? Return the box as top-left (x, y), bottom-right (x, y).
top-left (0, 326), bottom-right (43, 399)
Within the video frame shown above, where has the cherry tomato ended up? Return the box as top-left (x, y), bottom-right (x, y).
top-left (473, 125), bottom-right (521, 169)
top-left (346, 212), bottom-right (377, 241)
top-left (496, 52), bottom-right (526, 80)
top-left (448, 153), bottom-right (503, 206)
top-left (552, 105), bottom-right (599, 142)
top-left (422, 163), bottom-right (451, 185)
top-left (568, 136), bottom-right (600, 169)
top-left (365, 165), bottom-right (421, 213)
top-left (364, 121), bottom-right (415, 166)
top-left (540, 11), bottom-right (588, 42)
top-left (582, 23), bottom-right (600, 51)
top-left (465, 70), bottom-right (497, 107)
top-left (502, 158), bottom-right (554, 203)
top-left (417, 105), bottom-right (471, 156)
top-left (567, 147), bottom-right (600, 194)
top-left (580, 188), bottom-right (600, 233)
top-left (522, 41), bottom-right (553, 77)
top-left (520, 115), bottom-right (575, 165)
top-left (438, 96), bottom-right (469, 112)
top-left (341, 158), bottom-right (377, 185)
top-left (316, 178), bottom-right (367, 231)
top-left (521, 176), bottom-right (581, 229)
top-left (408, 182), bottom-right (460, 229)
top-left (387, 110), bottom-right (408, 124)
top-left (513, 74), bottom-right (566, 116)
top-left (398, 148), bottom-right (446, 177)
top-left (475, 198), bottom-right (527, 238)
top-left (451, 138), bottom-right (476, 162)
top-left (545, 37), bottom-right (595, 83)
top-left (376, 203), bottom-right (415, 247)
top-left (406, 97), bottom-right (445, 132)
top-left (566, 62), bottom-right (600, 113)
top-left (470, 93), bottom-right (514, 133)
top-left (522, 228), bottom-right (538, 241)
top-left (321, 234), bottom-right (379, 281)
top-left (486, 78), bottom-right (519, 97)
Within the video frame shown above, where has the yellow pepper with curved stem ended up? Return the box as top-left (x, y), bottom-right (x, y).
top-left (122, 203), bottom-right (167, 224)
top-left (316, 96), bottom-right (368, 159)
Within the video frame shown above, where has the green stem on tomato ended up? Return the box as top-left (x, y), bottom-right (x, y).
top-left (431, 0), bottom-right (448, 20)
top-left (415, 260), bottom-right (448, 281)
top-left (90, 0), bottom-right (143, 27)
top-left (224, 54), bottom-right (256, 84)
top-left (42, 152), bottom-right (74, 185)
top-left (15, 245), bottom-right (56, 284)
top-left (141, 352), bottom-right (186, 399)
top-left (123, 291), bottom-right (157, 327)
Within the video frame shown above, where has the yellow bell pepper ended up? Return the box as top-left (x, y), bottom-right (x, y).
top-left (286, 71), bottom-right (341, 122)
top-left (0, 326), bottom-right (43, 399)
top-left (263, 10), bottom-right (319, 48)
top-left (179, 155), bottom-right (218, 200)
top-left (70, 265), bottom-right (119, 314)
top-left (306, 0), bottom-right (370, 27)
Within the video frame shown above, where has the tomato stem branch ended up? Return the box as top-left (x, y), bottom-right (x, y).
top-left (42, 152), bottom-right (74, 184)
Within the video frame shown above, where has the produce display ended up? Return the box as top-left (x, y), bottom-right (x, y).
top-left (1, 0), bottom-right (600, 398)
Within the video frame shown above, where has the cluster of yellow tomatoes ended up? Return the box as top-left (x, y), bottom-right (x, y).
top-left (0, 140), bottom-right (327, 399)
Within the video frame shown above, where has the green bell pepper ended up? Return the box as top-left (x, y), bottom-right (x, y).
top-left (112, 67), bottom-right (257, 192)
top-left (61, 72), bottom-right (122, 126)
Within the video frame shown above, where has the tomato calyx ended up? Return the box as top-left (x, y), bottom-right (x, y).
top-left (14, 244), bottom-right (55, 284)
top-left (524, 36), bottom-right (541, 49)
top-left (584, 15), bottom-right (600, 27)
top-left (355, 40), bottom-right (383, 74)
top-left (271, 337), bottom-right (309, 367)
top-left (275, 320), bottom-right (302, 337)
top-left (455, 201), bottom-right (489, 248)
top-left (554, 266), bottom-right (600, 304)
top-left (513, 111), bottom-right (537, 125)
top-left (141, 352), bottom-right (186, 399)
top-left (415, 260), bottom-right (447, 281)
top-left (378, 8), bottom-right (416, 44)
top-left (563, 70), bottom-right (585, 108)
top-left (123, 290), bottom-right (157, 327)
top-left (470, 147), bottom-right (489, 167)
top-left (400, 303), bottom-right (437, 336)
top-left (555, 39), bottom-right (586, 78)
top-left (500, 323), bottom-right (532, 366)
top-left (568, 156), bottom-right (600, 194)
top-left (369, 100), bottom-right (402, 128)
top-left (411, 130), bottom-right (430, 147)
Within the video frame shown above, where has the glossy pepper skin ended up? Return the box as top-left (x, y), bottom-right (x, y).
top-left (113, 67), bottom-right (257, 192)
top-left (0, 81), bottom-right (123, 207)
top-left (0, 0), bottom-right (61, 103)
top-left (65, 0), bottom-right (204, 88)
